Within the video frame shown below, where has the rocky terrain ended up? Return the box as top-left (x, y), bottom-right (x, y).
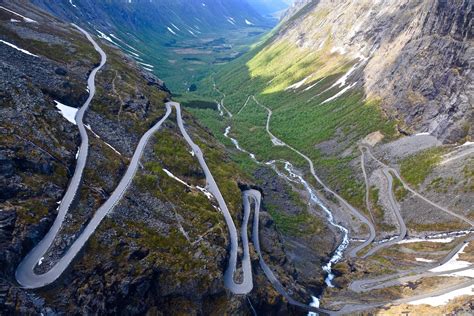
top-left (0, 2), bottom-right (307, 314)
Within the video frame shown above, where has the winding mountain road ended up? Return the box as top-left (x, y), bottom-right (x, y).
top-left (360, 147), bottom-right (375, 224)
top-left (16, 24), bottom-right (109, 288)
top-left (170, 102), bottom-right (252, 294)
top-left (17, 96), bottom-right (253, 292)
top-left (216, 91), bottom-right (473, 314)
top-left (15, 32), bottom-right (252, 293)
top-left (245, 189), bottom-right (331, 315)
top-left (361, 145), bottom-right (474, 227)
top-left (252, 96), bottom-right (375, 258)
top-left (16, 27), bottom-right (471, 313)
top-left (350, 235), bottom-right (473, 293)
top-left (361, 168), bottom-right (407, 258)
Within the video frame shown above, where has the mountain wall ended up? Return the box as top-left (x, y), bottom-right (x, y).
top-left (274, 0), bottom-right (473, 142)
top-left (31, 0), bottom-right (270, 34)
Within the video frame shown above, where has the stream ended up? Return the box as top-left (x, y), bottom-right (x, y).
top-left (223, 125), bottom-right (350, 288)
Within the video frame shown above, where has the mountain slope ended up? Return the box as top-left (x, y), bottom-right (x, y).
top-left (217, 0), bottom-right (472, 142)
top-left (189, 0), bottom-right (472, 207)
top-left (246, 0), bottom-right (292, 18)
top-left (0, 2), bottom-right (299, 314)
top-left (31, 0), bottom-right (275, 92)
top-left (1, 0), bottom-right (473, 314)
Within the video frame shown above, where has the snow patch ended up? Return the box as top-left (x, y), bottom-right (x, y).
top-left (163, 169), bottom-right (191, 187)
top-left (303, 78), bottom-right (324, 91)
top-left (321, 82), bottom-right (357, 104)
top-left (167, 27), bottom-right (177, 35)
top-left (137, 61), bottom-right (154, 68)
top-left (374, 235), bottom-right (399, 244)
top-left (163, 169), bottom-right (214, 200)
top-left (0, 39), bottom-right (38, 57)
top-left (103, 142), bottom-right (122, 156)
top-left (330, 46), bottom-right (347, 55)
top-left (461, 141), bottom-right (474, 147)
top-left (196, 186), bottom-right (213, 200)
top-left (332, 63), bottom-right (359, 88)
top-left (85, 124), bottom-right (101, 139)
top-left (408, 284), bottom-right (474, 306)
top-left (430, 243), bottom-right (473, 277)
top-left (96, 30), bottom-right (117, 45)
top-left (54, 101), bottom-right (78, 125)
top-left (126, 49), bottom-right (140, 57)
top-left (285, 74), bottom-right (313, 91)
top-left (0, 6), bottom-right (37, 23)
top-left (69, 0), bottom-right (77, 8)
top-left (170, 23), bottom-right (180, 31)
top-left (245, 19), bottom-right (254, 26)
top-left (415, 258), bottom-right (435, 263)
top-left (109, 34), bottom-right (140, 53)
top-left (398, 238), bottom-right (454, 244)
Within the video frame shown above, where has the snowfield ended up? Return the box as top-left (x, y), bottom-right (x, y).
top-left (0, 39), bottom-right (38, 57)
top-left (0, 5), bottom-right (37, 23)
top-left (409, 284), bottom-right (474, 306)
top-left (54, 101), bottom-right (78, 125)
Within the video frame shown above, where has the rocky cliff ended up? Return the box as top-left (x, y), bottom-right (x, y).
top-left (275, 0), bottom-right (473, 142)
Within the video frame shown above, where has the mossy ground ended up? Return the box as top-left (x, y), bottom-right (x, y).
top-left (400, 147), bottom-right (448, 187)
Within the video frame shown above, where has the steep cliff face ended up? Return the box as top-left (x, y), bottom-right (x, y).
top-left (271, 0), bottom-right (473, 142)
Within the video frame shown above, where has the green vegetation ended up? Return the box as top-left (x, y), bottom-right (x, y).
top-left (462, 158), bottom-right (474, 193)
top-left (91, 45), bottom-right (169, 136)
top-left (181, 100), bottom-right (217, 110)
top-left (109, 20), bottom-right (272, 93)
top-left (369, 186), bottom-right (396, 232)
top-left (400, 147), bottom-right (447, 186)
top-left (136, 115), bottom-right (249, 227)
top-left (266, 203), bottom-right (322, 237)
top-left (150, 129), bottom-right (205, 186)
top-left (408, 220), bottom-right (468, 232)
top-left (428, 176), bottom-right (456, 193)
top-left (0, 23), bottom-right (97, 65)
top-left (392, 172), bottom-right (409, 201)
